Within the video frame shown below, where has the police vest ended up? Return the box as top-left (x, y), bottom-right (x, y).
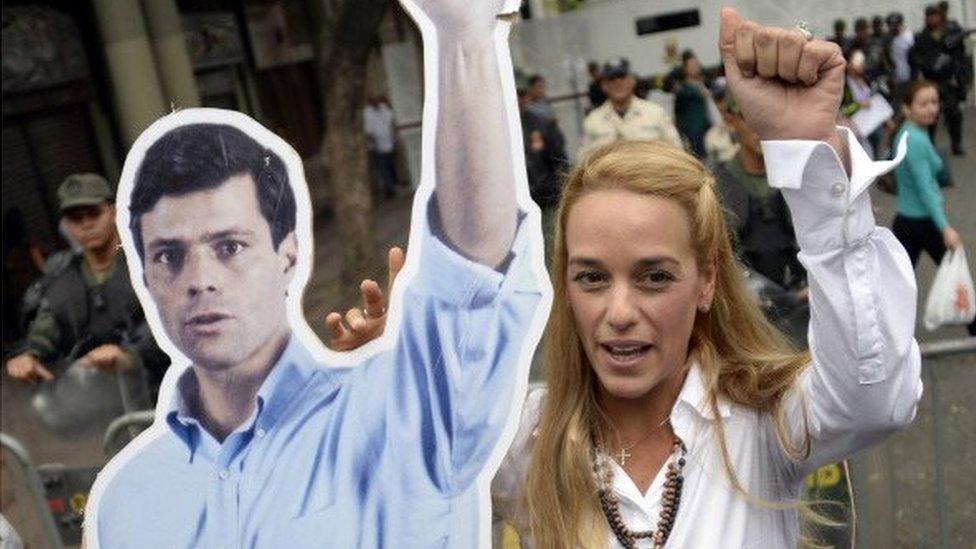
top-left (37, 252), bottom-right (145, 362)
top-left (713, 161), bottom-right (797, 254)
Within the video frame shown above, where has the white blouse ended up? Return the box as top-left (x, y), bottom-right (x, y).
top-left (491, 128), bottom-right (924, 548)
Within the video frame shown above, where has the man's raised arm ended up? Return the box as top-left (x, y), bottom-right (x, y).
top-left (407, 1), bottom-right (521, 269)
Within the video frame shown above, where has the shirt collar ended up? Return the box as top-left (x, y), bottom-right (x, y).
top-left (164, 334), bottom-right (319, 459)
top-left (673, 361), bottom-right (732, 421)
top-left (604, 98), bottom-right (638, 121)
top-left (610, 361), bottom-right (732, 509)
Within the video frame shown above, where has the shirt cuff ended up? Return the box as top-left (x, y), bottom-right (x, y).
top-left (761, 127), bottom-right (908, 254)
top-left (411, 211), bottom-right (539, 307)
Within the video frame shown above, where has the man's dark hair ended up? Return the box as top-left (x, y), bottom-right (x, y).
top-left (129, 123), bottom-right (296, 262)
top-left (833, 19), bottom-right (846, 33)
top-left (528, 74), bottom-right (545, 86)
top-left (854, 18), bottom-right (869, 32)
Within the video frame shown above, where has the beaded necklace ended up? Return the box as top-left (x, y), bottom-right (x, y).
top-left (593, 437), bottom-right (687, 548)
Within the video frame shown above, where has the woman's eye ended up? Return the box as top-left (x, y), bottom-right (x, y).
top-left (572, 271), bottom-right (608, 287)
top-left (640, 270), bottom-right (675, 286)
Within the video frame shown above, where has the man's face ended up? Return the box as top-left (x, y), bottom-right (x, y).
top-left (601, 74), bottom-right (636, 104)
top-left (140, 174), bottom-right (297, 369)
top-left (63, 203), bottom-right (116, 252)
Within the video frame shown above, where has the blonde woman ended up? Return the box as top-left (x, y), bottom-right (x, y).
top-left (330, 8), bottom-right (922, 548)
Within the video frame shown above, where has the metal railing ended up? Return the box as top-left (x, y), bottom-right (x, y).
top-left (853, 336), bottom-right (976, 549)
top-left (0, 433), bottom-right (64, 549)
top-left (102, 410), bottom-right (155, 457)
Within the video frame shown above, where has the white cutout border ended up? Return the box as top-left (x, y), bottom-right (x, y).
top-left (86, 3), bottom-right (552, 547)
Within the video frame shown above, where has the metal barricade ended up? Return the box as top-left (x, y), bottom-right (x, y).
top-left (0, 433), bottom-right (64, 549)
top-left (103, 411), bottom-right (155, 458)
top-left (852, 336), bottom-right (976, 549)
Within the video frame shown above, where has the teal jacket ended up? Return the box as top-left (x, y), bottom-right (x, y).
top-left (894, 121), bottom-right (948, 229)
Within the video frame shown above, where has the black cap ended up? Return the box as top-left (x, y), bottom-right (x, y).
top-left (603, 57), bottom-right (630, 79)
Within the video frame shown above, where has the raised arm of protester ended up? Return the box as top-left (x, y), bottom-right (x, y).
top-left (367, 0), bottom-right (548, 491)
top-left (407, 0), bottom-right (521, 267)
top-left (720, 7), bottom-right (921, 473)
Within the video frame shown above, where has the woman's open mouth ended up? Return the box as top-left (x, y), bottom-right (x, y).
top-left (599, 342), bottom-right (653, 368)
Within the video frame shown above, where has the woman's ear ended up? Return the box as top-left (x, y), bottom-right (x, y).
top-left (698, 257), bottom-right (717, 312)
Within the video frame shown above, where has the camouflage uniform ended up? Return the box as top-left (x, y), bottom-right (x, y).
top-left (16, 174), bottom-right (169, 391)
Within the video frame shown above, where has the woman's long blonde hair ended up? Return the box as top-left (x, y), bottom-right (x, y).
top-left (523, 140), bottom-right (812, 547)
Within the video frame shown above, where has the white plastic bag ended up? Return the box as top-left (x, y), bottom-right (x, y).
top-left (923, 248), bottom-right (976, 331)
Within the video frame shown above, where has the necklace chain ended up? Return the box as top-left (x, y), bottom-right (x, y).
top-left (593, 437), bottom-right (687, 549)
top-left (613, 416), bottom-right (671, 467)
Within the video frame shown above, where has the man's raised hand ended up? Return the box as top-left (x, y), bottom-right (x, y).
top-left (719, 8), bottom-right (846, 148)
top-left (326, 247), bottom-right (405, 352)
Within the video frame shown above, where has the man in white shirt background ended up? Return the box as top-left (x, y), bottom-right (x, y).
top-left (580, 57), bottom-right (684, 156)
top-left (887, 12), bottom-right (914, 107)
top-left (363, 94), bottom-right (398, 199)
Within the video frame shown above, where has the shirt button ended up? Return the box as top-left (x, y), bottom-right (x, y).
top-left (831, 183), bottom-right (845, 197)
top-left (256, 428), bottom-right (266, 438)
top-left (218, 470), bottom-right (229, 480)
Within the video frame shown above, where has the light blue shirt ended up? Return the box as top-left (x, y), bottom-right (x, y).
top-left (92, 218), bottom-right (543, 548)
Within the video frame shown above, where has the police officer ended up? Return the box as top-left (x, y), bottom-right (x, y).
top-left (912, 4), bottom-right (971, 156)
top-left (5, 174), bottom-right (168, 393)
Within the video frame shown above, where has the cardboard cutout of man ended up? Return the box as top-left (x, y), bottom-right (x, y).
top-left (85, 0), bottom-right (550, 546)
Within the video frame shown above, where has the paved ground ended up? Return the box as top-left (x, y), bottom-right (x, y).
top-left (2, 107), bottom-right (973, 548)
top-left (854, 110), bottom-right (976, 549)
